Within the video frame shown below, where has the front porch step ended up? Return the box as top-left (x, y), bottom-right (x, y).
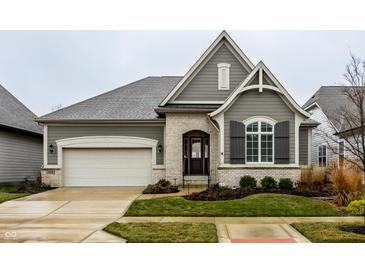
top-left (184, 175), bottom-right (209, 181)
top-left (182, 175), bottom-right (209, 187)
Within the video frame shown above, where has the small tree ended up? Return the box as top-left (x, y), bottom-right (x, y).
top-left (319, 53), bottom-right (365, 176)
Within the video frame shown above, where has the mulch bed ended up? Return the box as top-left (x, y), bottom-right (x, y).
top-left (185, 184), bottom-right (335, 201)
top-left (341, 225), bottom-right (365, 235)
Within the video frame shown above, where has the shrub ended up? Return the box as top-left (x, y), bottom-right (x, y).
top-left (297, 166), bottom-right (334, 197)
top-left (329, 162), bottom-right (363, 206)
top-left (143, 179), bottom-right (179, 194)
top-left (239, 175), bottom-right (257, 188)
top-left (346, 199), bottom-right (365, 216)
top-left (279, 178), bottom-right (294, 190)
top-left (260, 176), bottom-right (277, 190)
top-left (301, 166), bottom-right (327, 184)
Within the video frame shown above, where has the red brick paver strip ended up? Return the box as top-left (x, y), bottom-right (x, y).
top-left (230, 238), bottom-right (297, 243)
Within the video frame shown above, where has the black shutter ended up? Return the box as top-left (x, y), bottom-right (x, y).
top-left (230, 120), bottom-right (245, 164)
top-left (274, 121), bottom-right (290, 164)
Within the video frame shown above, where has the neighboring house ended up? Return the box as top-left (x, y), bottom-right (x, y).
top-left (36, 31), bottom-right (317, 187)
top-left (0, 84), bottom-right (43, 183)
top-left (303, 86), bottom-right (347, 167)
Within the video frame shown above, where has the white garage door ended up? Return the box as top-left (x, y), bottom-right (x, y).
top-left (63, 148), bottom-right (152, 186)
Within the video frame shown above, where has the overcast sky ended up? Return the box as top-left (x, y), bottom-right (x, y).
top-left (0, 30), bottom-right (364, 116)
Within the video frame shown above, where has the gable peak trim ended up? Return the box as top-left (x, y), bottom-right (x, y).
top-left (209, 61), bottom-right (310, 118)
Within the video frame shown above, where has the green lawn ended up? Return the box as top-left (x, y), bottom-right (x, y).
top-left (0, 186), bottom-right (29, 204)
top-left (104, 222), bottom-right (218, 243)
top-left (125, 193), bottom-right (340, 217)
top-left (292, 222), bottom-right (365, 243)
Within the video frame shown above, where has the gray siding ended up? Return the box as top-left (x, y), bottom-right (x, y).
top-left (175, 43), bottom-right (249, 102)
top-left (224, 89), bottom-right (295, 163)
top-left (47, 125), bottom-right (164, 165)
top-left (299, 127), bottom-right (308, 165)
top-left (308, 106), bottom-right (338, 165)
top-left (0, 130), bottom-right (42, 183)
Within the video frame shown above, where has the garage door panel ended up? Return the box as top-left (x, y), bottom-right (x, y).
top-left (63, 148), bottom-right (152, 186)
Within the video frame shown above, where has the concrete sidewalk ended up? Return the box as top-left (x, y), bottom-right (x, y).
top-left (118, 216), bottom-right (363, 243)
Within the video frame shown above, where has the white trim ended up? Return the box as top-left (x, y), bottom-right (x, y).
top-left (43, 125), bottom-right (48, 166)
top-left (308, 128), bottom-right (312, 165)
top-left (219, 163), bottom-right (300, 168)
top-left (294, 113), bottom-right (302, 165)
top-left (318, 143), bottom-right (327, 167)
top-left (56, 136), bottom-right (159, 168)
top-left (259, 68), bottom-right (263, 92)
top-left (244, 118), bottom-right (275, 164)
top-left (209, 61), bottom-right (310, 118)
top-left (215, 112), bottom-right (225, 164)
top-left (243, 116), bottom-right (277, 125)
top-left (169, 101), bottom-right (225, 104)
top-left (217, 63), bottom-right (231, 68)
top-left (160, 31), bottom-right (255, 106)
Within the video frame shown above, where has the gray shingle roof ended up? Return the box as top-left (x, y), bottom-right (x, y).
top-left (303, 86), bottom-right (348, 130)
top-left (0, 84), bottom-right (42, 135)
top-left (38, 76), bottom-right (182, 121)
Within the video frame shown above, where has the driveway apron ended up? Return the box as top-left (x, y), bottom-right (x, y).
top-left (0, 187), bottom-right (143, 243)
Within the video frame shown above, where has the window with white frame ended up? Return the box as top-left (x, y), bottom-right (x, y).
top-left (318, 144), bottom-right (327, 167)
top-left (246, 120), bottom-right (274, 163)
top-left (217, 63), bottom-right (230, 90)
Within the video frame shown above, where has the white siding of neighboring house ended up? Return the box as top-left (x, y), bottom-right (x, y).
top-left (308, 105), bottom-right (339, 166)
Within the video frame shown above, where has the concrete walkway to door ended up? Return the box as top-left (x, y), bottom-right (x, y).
top-left (0, 187), bottom-right (143, 243)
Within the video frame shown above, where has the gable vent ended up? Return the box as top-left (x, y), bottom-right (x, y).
top-left (217, 63), bottom-right (231, 90)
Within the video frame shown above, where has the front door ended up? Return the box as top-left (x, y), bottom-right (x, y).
top-left (183, 131), bottom-right (209, 175)
top-left (190, 138), bottom-right (203, 174)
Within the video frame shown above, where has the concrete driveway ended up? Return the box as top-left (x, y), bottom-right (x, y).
top-left (0, 187), bottom-right (143, 243)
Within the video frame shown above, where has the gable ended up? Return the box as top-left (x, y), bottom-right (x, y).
top-left (172, 43), bottom-right (250, 102)
top-left (223, 89), bottom-right (295, 163)
top-left (160, 31), bottom-right (255, 106)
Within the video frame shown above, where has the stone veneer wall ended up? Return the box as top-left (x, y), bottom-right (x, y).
top-left (217, 167), bottom-right (301, 187)
top-left (165, 113), bottom-right (219, 185)
top-left (41, 169), bottom-right (62, 187)
top-left (152, 168), bottom-right (166, 184)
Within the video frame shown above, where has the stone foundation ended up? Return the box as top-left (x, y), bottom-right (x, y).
top-left (217, 167), bottom-right (301, 187)
top-left (41, 168), bottom-right (62, 187)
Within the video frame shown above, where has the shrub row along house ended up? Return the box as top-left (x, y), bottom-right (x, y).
top-left (0, 84), bottom-right (43, 183)
top-left (35, 31), bottom-right (319, 187)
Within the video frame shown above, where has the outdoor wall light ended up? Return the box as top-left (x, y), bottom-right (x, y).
top-left (49, 144), bottom-right (55, 154)
top-left (157, 143), bottom-right (163, 154)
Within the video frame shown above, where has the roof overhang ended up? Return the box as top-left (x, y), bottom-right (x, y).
top-left (155, 107), bottom-right (218, 113)
top-left (0, 124), bottom-right (43, 137)
top-left (36, 119), bottom-right (166, 125)
top-left (209, 61), bottom-right (310, 118)
top-left (159, 31), bottom-right (255, 106)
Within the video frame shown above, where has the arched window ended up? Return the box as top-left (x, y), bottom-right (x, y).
top-left (246, 119), bottom-right (274, 163)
